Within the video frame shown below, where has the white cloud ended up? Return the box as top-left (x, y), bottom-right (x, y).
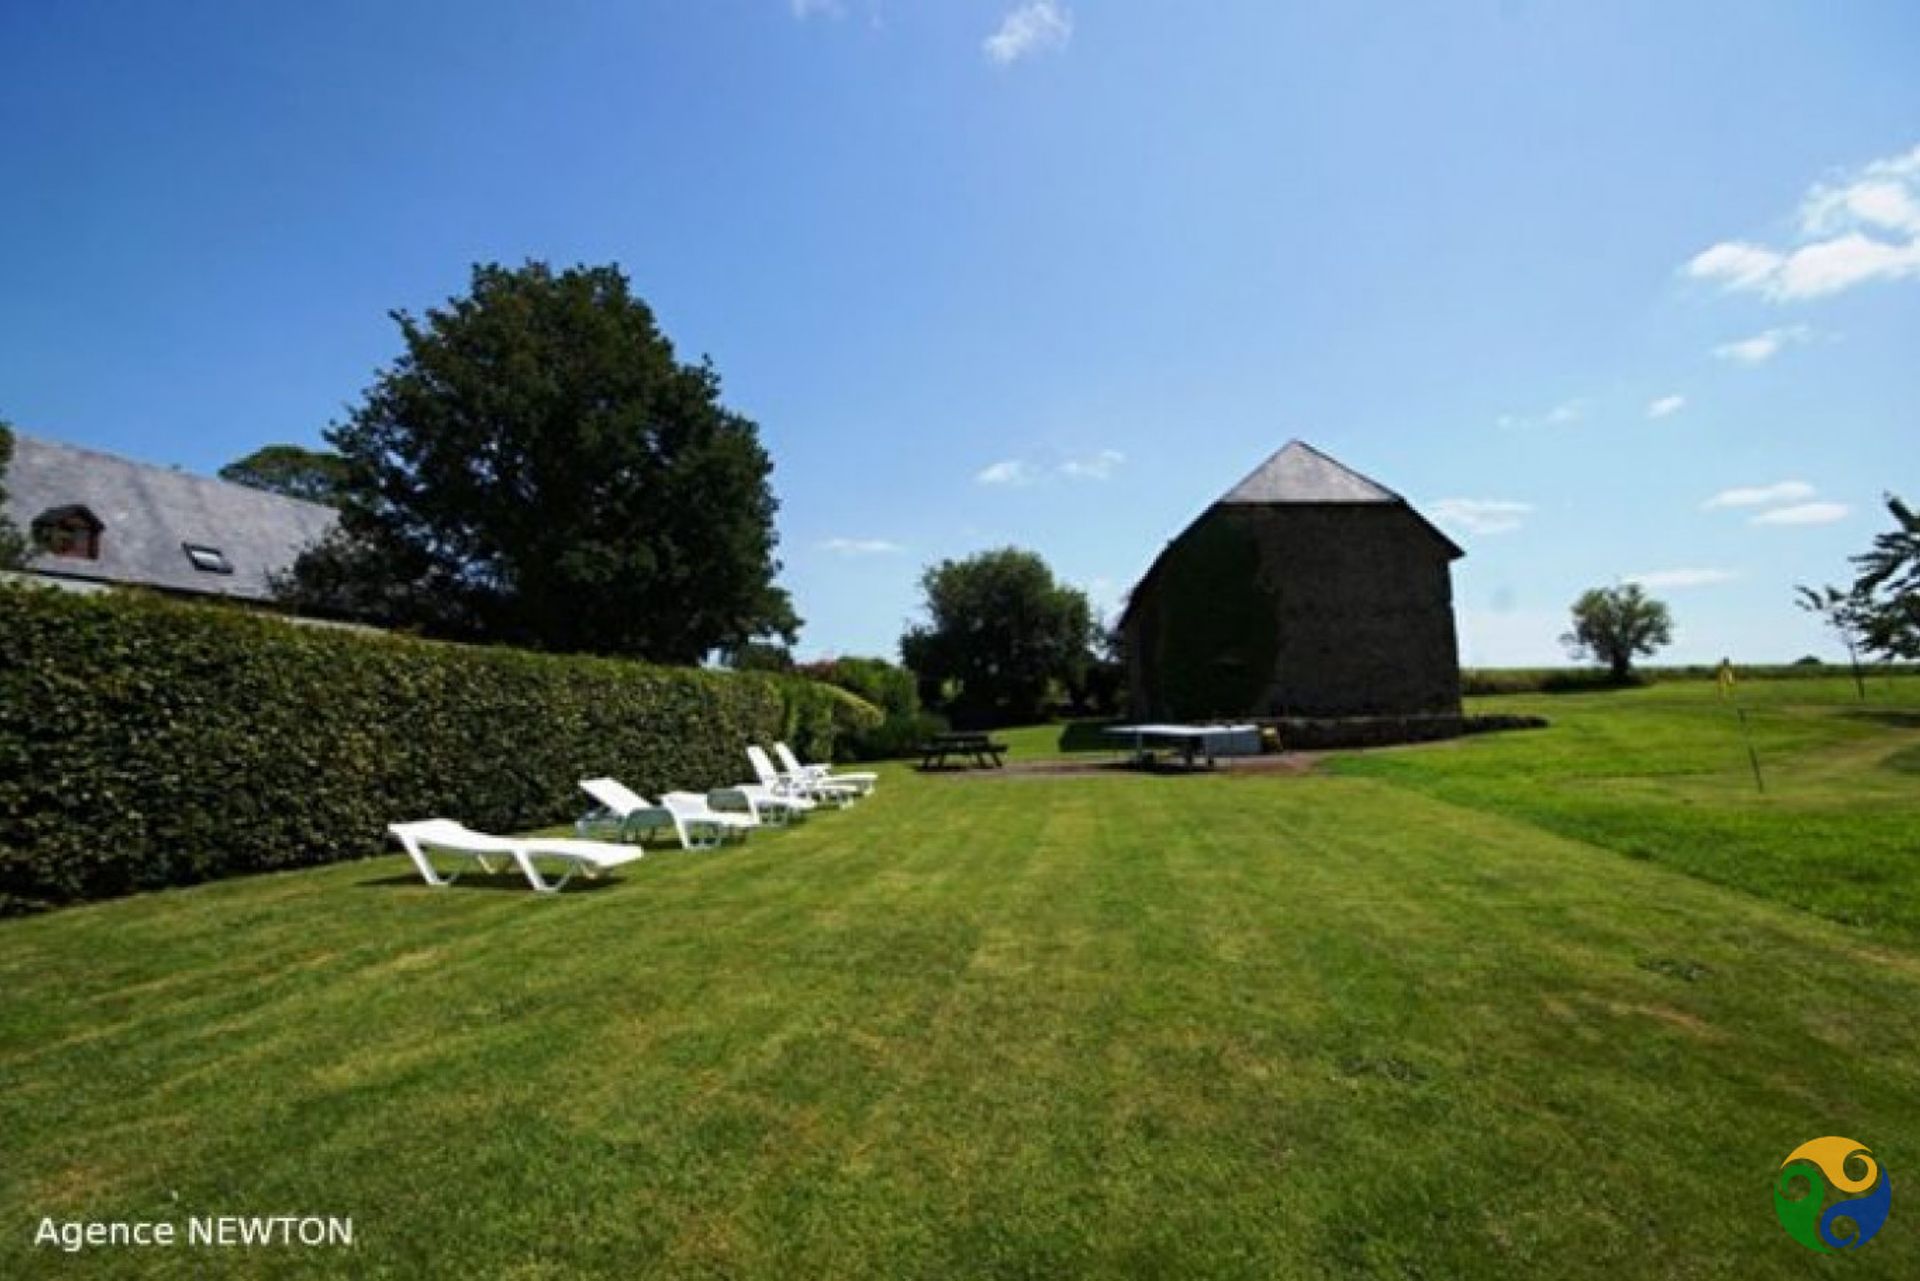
top-left (1702, 480), bottom-right (1817, 510)
top-left (983, 1), bottom-right (1072, 65)
top-left (1712, 325), bottom-right (1811, 365)
top-left (1704, 481), bottom-right (1846, 528)
top-left (1059, 449), bottom-right (1126, 480)
top-left (1684, 144), bottom-right (1920, 300)
top-left (1646, 394), bottom-right (1686, 419)
top-left (1496, 400), bottom-right (1585, 430)
top-left (819, 537), bottom-right (903, 556)
top-left (1801, 147), bottom-right (1920, 235)
top-left (1686, 242), bottom-right (1785, 291)
top-left (1752, 501), bottom-right (1850, 527)
top-left (789, 0), bottom-right (845, 17)
top-left (1772, 233), bottom-right (1920, 299)
top-left (975, 459), bottom-right (1038, 486)
top-left (1431, 498), bottom-right (1534, 536)
top-left (1625, 568), bottom-right (1740, 589)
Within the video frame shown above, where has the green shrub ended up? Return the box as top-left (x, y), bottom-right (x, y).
top-left (795, 656), bottom-right (936, 760)
top-left (0, 585), bottom-right (874, 913)
top-left (800, 657), bottom-right (917, 717)
top-left (774, 677), bottom-right (883, 764)
top-left (842, 710), bottom-right (950, 762)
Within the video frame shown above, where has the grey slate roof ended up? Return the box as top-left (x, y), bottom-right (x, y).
top-left (1217, 440), bottom-right (1401, 505)
top-left (1117, 439), bottom-right (1462, 626)
top-left (4, 435), bottom-right (337, 602)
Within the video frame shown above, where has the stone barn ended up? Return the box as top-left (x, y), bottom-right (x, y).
top-left (1119, 440), bottom-right (1463, 720)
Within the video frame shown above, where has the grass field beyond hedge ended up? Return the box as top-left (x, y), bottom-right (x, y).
top-left (2, 677), bottom-right (1918, 1278)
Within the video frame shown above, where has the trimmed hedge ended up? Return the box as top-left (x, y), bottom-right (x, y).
top-left (0, 585), bottom-right (877, 913)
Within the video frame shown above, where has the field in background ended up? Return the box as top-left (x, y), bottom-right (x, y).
top-left (2, 676), bottom-right (1917, 1278)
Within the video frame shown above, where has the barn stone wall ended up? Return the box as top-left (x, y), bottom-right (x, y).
top-left (1125, 504), bottom-right (1461, 719)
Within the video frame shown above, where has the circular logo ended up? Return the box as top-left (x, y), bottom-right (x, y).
top-left (1774, 1136), bottom-right (1891, 1252)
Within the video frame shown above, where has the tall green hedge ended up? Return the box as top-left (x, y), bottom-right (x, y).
top-left (0, 585), bottom-right (876, 913)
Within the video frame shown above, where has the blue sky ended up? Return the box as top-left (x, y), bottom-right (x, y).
top-left (3, 1), bottom-right (1914, 664)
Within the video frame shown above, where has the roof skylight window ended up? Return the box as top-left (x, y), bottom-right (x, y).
top-left (183, 543), bottom-right (234, 574)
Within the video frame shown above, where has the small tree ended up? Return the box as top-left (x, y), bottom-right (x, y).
top-left (219, 444), bottom-right (350, 506)
top-left (901, 548), bottom-right (1094, 724)
top-left (0, 419), bottom-right (28, 569)
top-left (1070, 622), bottom-right (1127, 715)
top-left (1847, 494), bottom-right (1920, 661)
top-left (1795, 584), bottom-right (1871, 699)
top-left (1561, 583), bottom-right (1672, 681)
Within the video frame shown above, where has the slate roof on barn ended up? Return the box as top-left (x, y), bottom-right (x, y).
top-left (4, 434), bottom-right (338, 602)
top-left (1117, 440), bottom-right (1463, 625)
top-left (1217, 439), bottom-right (1405, 505)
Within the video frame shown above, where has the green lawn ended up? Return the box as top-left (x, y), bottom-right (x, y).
top-left (3, 677), bottom-right (1918, 1277)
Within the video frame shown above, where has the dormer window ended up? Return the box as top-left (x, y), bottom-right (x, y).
top-left (183, 543), bottom-right (234, 574)
top-left (31, 506), bottom-right (103, 560)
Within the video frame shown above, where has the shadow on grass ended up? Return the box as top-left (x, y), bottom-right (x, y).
top-left (1057, 720), bottom-right (1127, 753)
top-left (1842, 709), bottom-right (1920, 731)
top-left (354, 872), bottom-right (625, 894)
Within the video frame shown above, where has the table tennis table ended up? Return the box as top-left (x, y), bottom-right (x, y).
top-left (1102, 723), bottom-right (1261, 770)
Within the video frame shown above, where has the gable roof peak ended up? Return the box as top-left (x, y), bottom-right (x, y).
top-left (1217, 439), bottom-right (1401, 506)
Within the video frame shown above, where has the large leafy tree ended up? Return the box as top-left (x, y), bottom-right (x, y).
top-left (1560, 583), bottom-right (1673, 681)
top-left (1803, 494), bottom-right (1920, 662)
top-left (901, 548), bottom-right (1093, 723)
top-left (0, 419), bottom-right (29, 569)
top-left (219, 444), bottom-right (350, 506)
top-left (285, 262), bottom-right (798, 660)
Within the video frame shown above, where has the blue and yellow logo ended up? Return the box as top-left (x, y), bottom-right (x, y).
top-left (1774, 1136), bottom-right (1891, 1252)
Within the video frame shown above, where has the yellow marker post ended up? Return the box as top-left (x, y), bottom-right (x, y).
top-left (1717, 658), bottom-right (1764, 793)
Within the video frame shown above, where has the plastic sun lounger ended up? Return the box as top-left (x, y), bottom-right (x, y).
top-left (708, 783), bottom-right (811, 826)
top-left (660, 791), bottom-right (757, 846)
top-left (748, 745), bottom-right (858, 808)
top-left (388, 819), bottom-right (645, 894)
top-left (578, 777), bottom-right (748, 851)
top-left (773, 742), bottom-right (877, 795)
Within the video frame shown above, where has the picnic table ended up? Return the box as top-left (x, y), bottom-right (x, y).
top-left (918, 731), bottom-right (1009, 770)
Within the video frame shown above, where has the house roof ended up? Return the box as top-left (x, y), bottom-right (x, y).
top-left (4, 434), bottom-right (338, 602)
top-left (1217, 439), bottom-right (1402, 505)
top-left (1118, 439), bottom-right (1462, 625)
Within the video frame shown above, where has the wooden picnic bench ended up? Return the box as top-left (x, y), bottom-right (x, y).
top-left (917, 732), bottom-right (1009, 770)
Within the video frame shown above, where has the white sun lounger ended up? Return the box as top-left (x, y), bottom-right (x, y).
top-left (661, 791), bottom-right (757, 846)
top-left (774, 742), bottom-right (877, 795)
top-left (708, 783), bottom-right (812, 825)
top-left (389, 819), bottom-right (645, 894)
top-left (579, 777), bottom-right (751, 851)
top-left (748, 744), bottom-right (858, 807)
